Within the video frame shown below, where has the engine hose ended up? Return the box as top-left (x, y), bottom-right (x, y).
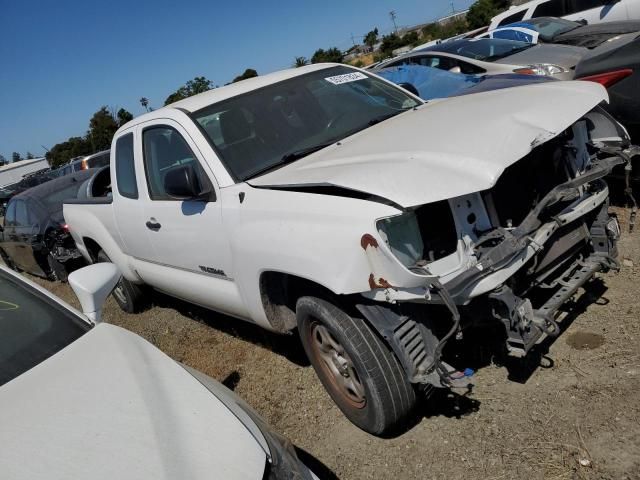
top-left (424, 279), bottom-right (461, 385)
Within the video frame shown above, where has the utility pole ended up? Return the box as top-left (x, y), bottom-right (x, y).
top-left (451, 1), bottom-right (455, 14)
top-left (351, 33), bottom-right (357, 48)
top-left (389, 10), bottom-right (398, 34)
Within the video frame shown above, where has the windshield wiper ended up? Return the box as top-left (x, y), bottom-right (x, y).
top-left (280, 142), bottom-right (335, 163)
top-left (245, 142), bottom-right (335, 180)
top-left (367, 108), bottom-right (412, 127)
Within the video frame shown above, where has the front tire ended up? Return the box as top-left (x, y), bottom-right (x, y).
top-left (297, 296), bottom-right (416, 435)
top-left (96, 250), bottom-right (148, 313)
top-left (46, 253), bottom-right (68, 282)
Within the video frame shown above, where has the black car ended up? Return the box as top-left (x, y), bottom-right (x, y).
top-left (0, 170), bottom-right (93, 280)
top-left (517, 17), bottom-right (640, 49)
top-left (509, 17), bottom-right (640, 141)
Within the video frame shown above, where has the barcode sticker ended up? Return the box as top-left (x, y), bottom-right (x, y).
top-left (324, 72), bottom-right (367, 85)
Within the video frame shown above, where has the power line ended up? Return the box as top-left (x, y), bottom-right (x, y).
top-left (389, 10), bottom-right (398, 34)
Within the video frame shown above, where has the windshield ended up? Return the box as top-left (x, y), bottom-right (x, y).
top-left (528, 18), bottom-right (580, 41)
top-left (441, 38), bottom-right (534, 61)
top-left (0, 270), bottom-right (90, 386)
top-left (192, 66), bottom-right (420, 181)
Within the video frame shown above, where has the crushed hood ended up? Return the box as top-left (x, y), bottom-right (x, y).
top-left (249, 81), bottom-right (607, 209)
top-left (493, 42), bottom-right (587, 68)
top-left (0, 324), bottom-right (266, 480)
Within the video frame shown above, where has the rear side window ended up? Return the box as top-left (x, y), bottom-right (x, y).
top-left (93, 152), bottom-right (110, 168)
top-left (15, 200), bottom-right (29, 226)
top-left (533, 0), bottom-right (567, 17)
top-left (115, 133), bottom-right (138, 199)
top-left (497, 10), bottom-right (527, 26)
top-left (4, 201), bottom-right (16, 226)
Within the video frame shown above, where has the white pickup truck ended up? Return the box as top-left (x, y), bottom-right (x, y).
top-left (64, 63), bottom-right (630, 435)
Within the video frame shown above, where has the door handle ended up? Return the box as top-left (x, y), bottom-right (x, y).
top-left (145, 219), bottom-right (161, 231)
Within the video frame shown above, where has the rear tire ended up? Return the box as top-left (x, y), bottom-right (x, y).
top-left (297, 296), bottom-right (416, 435)
top-left (96, 250), bottom-right (148, 313)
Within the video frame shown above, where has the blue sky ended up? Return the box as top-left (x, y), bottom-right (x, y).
top-left (0, 0), bottom-right (474, 161)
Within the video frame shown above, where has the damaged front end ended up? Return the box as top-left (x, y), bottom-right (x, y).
top-left (358, 107), bottom-right (632, 391)
top-left (40, 224), bottom-right (84, 278)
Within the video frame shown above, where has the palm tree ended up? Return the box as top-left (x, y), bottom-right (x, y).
top-left (294, 56), bottom-right (309, 68)
top-left (139, 97), bottom-right (150, 112)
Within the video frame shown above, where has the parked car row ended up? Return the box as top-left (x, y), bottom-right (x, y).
top-left (52, 150), bottom-right (110, 177)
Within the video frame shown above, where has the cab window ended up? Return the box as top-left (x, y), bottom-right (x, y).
top-left (115, 133), bottom-right (138, 199)
top-left (142, 126), bottom-right (212, 201)
top-left (533, 0), bottom-right (567, 17)
top-left (566, 0), bottom-right (607, 13)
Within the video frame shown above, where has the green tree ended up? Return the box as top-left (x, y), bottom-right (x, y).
top-left (364, 28), bottom-right (379, 51)
top-left (117, 108), bottom-right (134, 127)
top-left (88, 107), bottom-right (119, 152)
top-left (26, 152), bottom-right (35, 159)
top-left (466, 0), bottom-right (510, 29)
top-left (11, 152), bottom-right (22, 163)
top-left (46, 137), bottom-right (91, 168)
top-left (0, 154), bottom-right (6, 165)
top-left (164, 76), bottom-right (214, 105)
top-left (421, 23), bottom-right (444, 41)
top-left (232, 68), bottom-right (258, 83)
top-left (294, 56), bottom-right (309, 67)
top-left (379, 33), bottom-right (404, 57)
top-left (311, 47), bottom-right (343, 64)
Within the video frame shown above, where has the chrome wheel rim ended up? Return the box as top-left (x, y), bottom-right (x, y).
top-left (310, 321), bottom-right (366, 408)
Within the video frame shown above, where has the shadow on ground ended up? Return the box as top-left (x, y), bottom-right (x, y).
top-left (443, 277), bottom-right (609, 385)
top-left (150, 289), bottom-right (310, 367)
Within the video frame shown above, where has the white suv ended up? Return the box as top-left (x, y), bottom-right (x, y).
top-left (490, 0), bottom-right (640, 30)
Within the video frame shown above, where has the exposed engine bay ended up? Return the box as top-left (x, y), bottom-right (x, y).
top-left (360, 107), bottom-right (634, 389)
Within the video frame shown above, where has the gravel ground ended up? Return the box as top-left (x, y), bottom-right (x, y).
top-left (28, 206), bottom-right (640, 480)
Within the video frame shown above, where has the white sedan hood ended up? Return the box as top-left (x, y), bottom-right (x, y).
top-left (249, 81), bottom-right (608, 208)
top-left (0, 324), bottom-right (266, 480)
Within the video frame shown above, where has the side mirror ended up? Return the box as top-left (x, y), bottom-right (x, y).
top-left (164, 164), bottom-right (211, 201)
top-left (68, 263), bottom-right (121, 323)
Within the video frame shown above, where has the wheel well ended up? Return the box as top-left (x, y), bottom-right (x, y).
top-left (82, 237), bottom-right (102, 262)
top-left (259, 272), bottom-right (342, 332)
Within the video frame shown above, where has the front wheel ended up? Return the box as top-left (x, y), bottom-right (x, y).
top-left (96, 250), bottom-right (148, 313)
top-left (46, 253), bottom-right (68, 282)
top-left (297, 296), bottom-right (416, 435)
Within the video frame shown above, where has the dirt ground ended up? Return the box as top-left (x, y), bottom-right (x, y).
top-left (29, 206), bottom-right (640, 480)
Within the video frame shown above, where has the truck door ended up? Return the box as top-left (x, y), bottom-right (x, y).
top-left (134, 120), bottom-right (246, 318)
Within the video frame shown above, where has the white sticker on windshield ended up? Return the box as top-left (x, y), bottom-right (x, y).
top-left (324, 72), bottom-right (367, 85)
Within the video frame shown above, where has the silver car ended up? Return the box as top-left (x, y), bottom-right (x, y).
top-left (376, 38), bottom-right (586, 79)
